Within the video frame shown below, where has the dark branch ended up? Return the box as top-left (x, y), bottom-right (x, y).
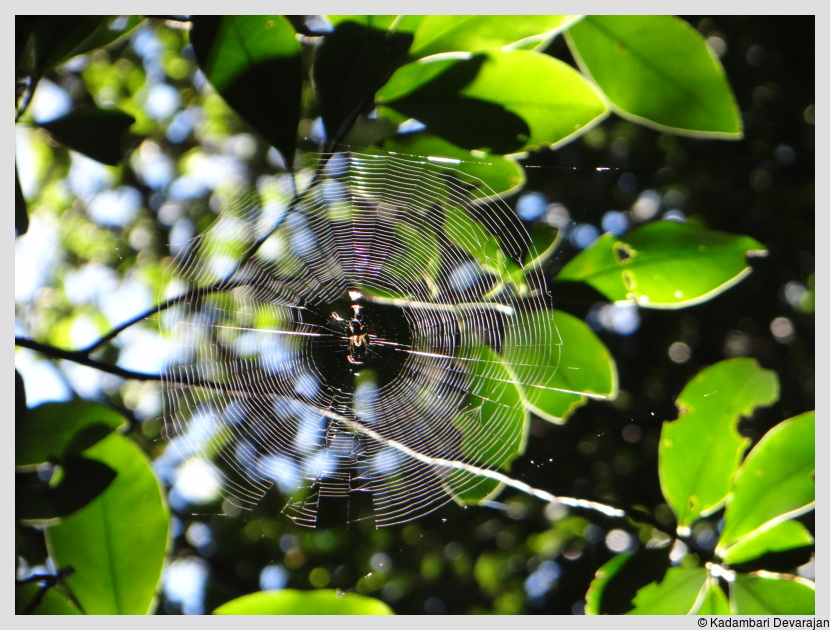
top-left (16, 337), bottom-right (162, 382)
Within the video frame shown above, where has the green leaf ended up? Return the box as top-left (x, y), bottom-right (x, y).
top-left (39, 107), bottom-right (135, 166)
top-left (443, 203), bottom-right (527, 295)
top-left (695, 581), bottom-right (731, 615)
top-left (190, 16), bottom-right (303, 163)
top-left (16, 401), bottom-right (127, 467)
top-left (627, 567), bottom-right (708, 614)
top-left (720, 520), bottom-right (814, 566)
top-left (16, 455), bottom-right (117, 521)
top-left (503, 310), bottom-right (616, 424)
top-left (325, 15), bottom-right (423, 33)
top-left (45, 433), bottom-right (169, 614)
top-left (731, 573), bottom-right (815, 615)
top-left (213, 589), bottom-right (394, 615)
top-left (377, 49), bottom-right (608, 154)
top-left (378, 131), bottom-right (526, 201)
top-left (315, 21), bottom-right (413, 142)
top-left (717, 411), bottom-right (815, 555)
top-left (523, 222), bottom-right (561, 270)
top-left (557, 221), bottom-right (766, 308)
top-left (448, 345), bottom-right (527, 503)
top-left (18, 16), bottom-right (133, 76)
top-left (585, 547), bottom-right (671, 614)
top-left (409, 15), bottom-right (580, 58)
top-left (659, 358), bottom-right (779, 531)
top-left (566, 16), bottom-right (742, 138)
top-left (16, 582), bottom-right (82, 615)
top-left (380, 218), bottom-right (441, 290)
top-left (15, 165), bottom-right (28, 236)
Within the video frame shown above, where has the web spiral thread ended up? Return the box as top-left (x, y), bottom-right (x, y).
top-left (159, 152), bottom-right (562, 527)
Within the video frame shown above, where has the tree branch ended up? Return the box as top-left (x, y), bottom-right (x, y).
top-left (16, 337), bottom-right (162, 382)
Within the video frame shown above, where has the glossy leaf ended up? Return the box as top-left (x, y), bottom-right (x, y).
top-left (659, 358), bottom-right (779, 531)
top-left (40, 107), bottom-right (135, 166)
top-left (627, 567), bottom-right (708, 614)
top-left (45, 433), bottom-right (169, 614)
top-left (557, 221), bottom-right (766, 308)
top-left (378, 131), bottom-right (526, 201)
top-left (717, 411), bottom-right (815, 555)
top-left (214, 589), bottom-right (394, 615)
top-left (16, 401), bottom-right (127, 467)
top-left (731, 573), bottom-right (815, 615)
top-left (720, 520), bottom-right (814, 566)
top-left (377, 49), bottom-right (608, 154)
top-left (585, 547), bottom-right (671, 615)
top-left (566, 16), bottom-right (742, 137)
top-left (315, 21), bottom-right (413, 142)
top-left (504, 310), bottom-right (616, 424)
top-left (190, 16), bottom-right (302, 162)
top-left (409, 15), bottom-right (580, 58)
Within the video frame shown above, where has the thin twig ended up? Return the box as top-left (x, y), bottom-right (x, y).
top-left (16, 566), bottom-right (75, 614)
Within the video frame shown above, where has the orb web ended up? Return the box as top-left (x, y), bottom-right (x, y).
top-left (158, 152), bottom-right (562, 527)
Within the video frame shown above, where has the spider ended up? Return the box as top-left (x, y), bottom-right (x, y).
top-left (332, 303), bottom-right (370, 365)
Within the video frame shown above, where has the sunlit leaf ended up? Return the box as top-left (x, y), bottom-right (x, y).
top-left (377, 49), bottom-right (608, 154)
top-left (378, 131), bottom-right (526, 201)
top-left (16, 401), bottom-right (127, 467)
top-left (659, 358), bottom-right (779, 531)
top-left (39, 107), bottom-right (135, 166)
top-left (731, 573), bottom-right (815, 615)
top-left (325, 15), bottom-right (423, 33)
top-left (717, 411), bottom-right (815, 555)
top-left (213, 589), bottom-right (394, 615)
top-left (409, 15), bottom-right (580, 58)
top-left (504, 310), bottom-right (616, 424)
top-left (566, 16), bottom-right (742, 137)
top-left (627, 567), bottom-right (708, 614)
top-left (585, 547), bottom-right (671, 614)
top-left (315, 20), bottom-right (413, 142)
top-left (720, 520), bottom-right (814, 566)
top-left (45, 433), bottom-right (169, 614)
top-left (695, 581), bottom-right (731, 615)
top-left (557, 221), bottom-right (766, 308)
top-left (190, 16), bottom-right (303, 163)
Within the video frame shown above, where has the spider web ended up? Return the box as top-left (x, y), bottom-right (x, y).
top-left (158, 151), bottom-right (570, 527)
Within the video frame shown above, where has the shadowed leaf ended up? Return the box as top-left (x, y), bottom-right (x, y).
top-left (190, 16), bottom-right (303, 164)
top-left (40, 107), bottom-right (135, 166)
